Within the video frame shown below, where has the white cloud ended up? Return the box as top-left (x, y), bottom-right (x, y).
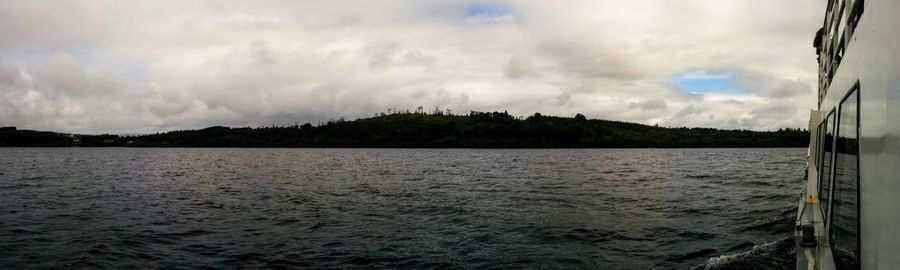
top-left (0, 0), bottom-right (824, 133)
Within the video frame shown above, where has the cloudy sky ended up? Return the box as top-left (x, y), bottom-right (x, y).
top-left (0, 0), bottom-right (824, 133)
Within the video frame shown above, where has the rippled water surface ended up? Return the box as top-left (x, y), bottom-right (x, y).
top-left (0, 148), bottom-right (804, 269)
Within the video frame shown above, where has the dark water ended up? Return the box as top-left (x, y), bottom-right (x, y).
top-left (0, 148), bottom-right (804, 269)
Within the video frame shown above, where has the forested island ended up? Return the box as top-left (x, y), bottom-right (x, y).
top-left (0, 111), bottom-right (809, 148)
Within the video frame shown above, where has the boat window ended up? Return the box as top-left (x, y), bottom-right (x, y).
top-left (816, 123), bottom-right (824, 169)
top-left (819, 110), bottom-right (835, 215)
top-left (832, 0), bottom-right (845, 45)
top-left (848, 0), bottom-right (864, 31)
top-left (820, 0), bottom-right (864, 90)
top-left (831, 86), bottom-right (860, 269)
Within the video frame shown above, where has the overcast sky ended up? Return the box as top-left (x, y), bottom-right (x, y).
top-left (0, 0), bottom-right (824, 133)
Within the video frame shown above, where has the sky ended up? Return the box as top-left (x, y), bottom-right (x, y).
top-left (0, 0), bottom-right (825, 134)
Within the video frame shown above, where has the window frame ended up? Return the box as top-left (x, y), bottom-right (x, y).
top-left (827, 82), bottom-right (861, 269)
top-left (820, 0), bottom-right (865, 91)
top-left (819, 109), bottom-right (837, 218)
top-left (816, 123), bottom-right (824, 170)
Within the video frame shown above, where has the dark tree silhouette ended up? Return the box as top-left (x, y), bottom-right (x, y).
top-left (0, 112), bottom-right (810, 148)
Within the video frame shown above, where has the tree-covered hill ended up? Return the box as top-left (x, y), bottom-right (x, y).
top-left (0, 111), bottom-right (809, 148)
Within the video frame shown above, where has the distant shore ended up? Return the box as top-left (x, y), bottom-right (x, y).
top-left (0, 111), bottom-right (809, 148)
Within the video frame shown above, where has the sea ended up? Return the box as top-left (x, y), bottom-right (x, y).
top-left (0, 148), bottom-right (804, 269)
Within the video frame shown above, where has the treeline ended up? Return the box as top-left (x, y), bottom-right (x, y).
top-left (0, 127), bottom-right (73, 147)
top-left (0, 111), bottom-right (809, 148)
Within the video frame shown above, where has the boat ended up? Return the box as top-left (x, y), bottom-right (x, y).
top-left (796, 0), bottom-right (899, 269)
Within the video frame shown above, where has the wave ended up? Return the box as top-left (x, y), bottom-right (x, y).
top-left (691, 237), bottom-right (795, 270)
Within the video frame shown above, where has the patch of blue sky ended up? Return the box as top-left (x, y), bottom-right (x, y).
top-left (2, 49), bottom-right (55, 64)
top-left (464, 3), bottom-right (513, 18)
top-left (2, 48), bottom-right (94, 65)
top-left (2, 48), bottom-right (147, 82)
top-left (672, 70), bottom-right (744, 93)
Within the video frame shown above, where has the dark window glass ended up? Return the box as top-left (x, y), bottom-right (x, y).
top-left (832, 88), bottom-right (859, 269)
top-left (816, 124), bottom-right (824, 169)
top-left (819, 111), bottom-right (836, 214)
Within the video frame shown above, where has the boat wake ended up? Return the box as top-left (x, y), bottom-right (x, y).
top-left (691, 237), bottom-right (795, 270)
